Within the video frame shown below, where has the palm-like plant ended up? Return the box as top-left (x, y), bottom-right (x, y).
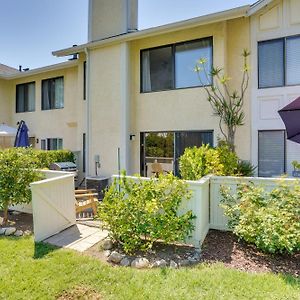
top-left (195, 49), bottom-right (250, 151)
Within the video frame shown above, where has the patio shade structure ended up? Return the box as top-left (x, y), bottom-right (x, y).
top-left (278, 96), bottom-right (300, 144)
top-left (0, 124), bottom-right (17, 148)
top-left (14, 120), bottom-right (30, 147)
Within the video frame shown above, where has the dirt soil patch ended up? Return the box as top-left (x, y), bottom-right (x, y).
top-left (57, 286), bottom-right (102, 300)
top-left (201, 230), bottom-right (300, 277)
top-left (0, 211), bottom-right (33, 232)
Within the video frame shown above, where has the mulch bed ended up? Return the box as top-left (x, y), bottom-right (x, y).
top-left (1, 212), bottom-right (298, 277)
top-left (0, 211), bottom-right (33, 232)
top-left (200, 229), bottom-right (300, 277)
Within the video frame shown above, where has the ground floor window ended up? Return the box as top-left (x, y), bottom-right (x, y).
top-left (41, 138), bottom-right (63, 150)
top-left (140, 130), bottom-right (213, 177)
top-left (258, 130), bottom-right (285, 177)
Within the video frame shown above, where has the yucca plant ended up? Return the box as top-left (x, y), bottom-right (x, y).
top-left (195, 49), bottom-right (250, 151)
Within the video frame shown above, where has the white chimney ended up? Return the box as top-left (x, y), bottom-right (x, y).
top-left (88, 0), bottom-right (138, 42)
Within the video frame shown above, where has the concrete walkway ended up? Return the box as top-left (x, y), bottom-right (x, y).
top-left (44, 223), bottom-right (108, 252)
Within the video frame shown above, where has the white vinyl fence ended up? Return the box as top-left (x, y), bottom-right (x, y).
top-left (112, 175), bottom-right (210, 248)
top-left (30, 170), bottom-right (76, 242)
top-left (209, 176), bottom-right (298, 230)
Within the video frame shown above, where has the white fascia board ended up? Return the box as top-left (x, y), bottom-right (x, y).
top-left (246, 0), bottom-right (274, 16)
top-left (53, 5), bottom-right (250, 57)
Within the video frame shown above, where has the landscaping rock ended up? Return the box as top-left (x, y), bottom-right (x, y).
top-left (5, 227), bottom-right (16, 236)
top-left (24, 230), bottom-right (32, 236)
top-left (14, 230), bottom-right (23, 237)
top-left (0, 228), bottom-right (6, 235)
top-left (0, 217), bottom-right (3, 226)
top-left (103, 250), bottom-right (111, 258)
top-left (131, 257), bottom-right (150, 269)
top-left (152, 259), bottom-right (167, 268)
top-left (178, 259), bottom-right (190, 267)
top-left (107, 251), bottom-right (124, 264)
top-left (12, 211), bottom-right (21, 215)
top-left (102, 239), bottom-right (113, 250)
top-left (169, 260), bottom-right (178, 269)
top-left (120, 257), bottom-right (131, 267)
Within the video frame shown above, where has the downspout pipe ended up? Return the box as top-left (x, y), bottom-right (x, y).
top-left (84, 47), bottom-right (90, 176)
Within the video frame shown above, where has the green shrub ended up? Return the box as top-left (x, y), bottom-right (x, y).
top-left (33, 150), bottom-right (75, 169)
top-left (179, 144), bottom-right (256, 180)
top-left (236, 160), bottom-right (256, 177)
top-left (98, 173), bottom-right (195, 254)
top-left (220, 182), bottom-right (300, 254)
top-left (0, 148), bottom-right (42, 224)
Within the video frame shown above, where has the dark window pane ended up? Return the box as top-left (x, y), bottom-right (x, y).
top-left (175, 38), bottom-right (212, 88)
top-left (16, 82), bottom-right (35, 113)
top-left (83, 61), bottom-right (86, 100)
top-left (258, 131), bottom-right (285, 177)
top-left (142, 46), bottom-right (173, 92)
top-left (286, 36), bottom-right (300, 85)
top-left (174, 131), bottom-right (213, 176)
top-left (258, 39), bottom-right (284, 88)
top-left (42, 77), bottom-right (64, 110)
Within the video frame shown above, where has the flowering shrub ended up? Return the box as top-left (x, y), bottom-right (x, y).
top-left (98, 173), bottom-right (195, 254)
top-left (220, 182), bottom-right (300, 254)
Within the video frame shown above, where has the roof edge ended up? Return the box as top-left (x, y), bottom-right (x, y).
top-left (53, 4), bottom-right (250, 57)
top-left (0, 60), bottom-right (79, 80)
top-left (246, 0), bottom-right (274, 16)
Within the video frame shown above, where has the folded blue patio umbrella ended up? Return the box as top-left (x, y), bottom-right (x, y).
top-left (14, 120), bottom-right (30, 147)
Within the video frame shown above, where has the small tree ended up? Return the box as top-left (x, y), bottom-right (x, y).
top-left (195, 50), bottom-right (250, 151)
top-left (0, 148), bottom-right (41, 225)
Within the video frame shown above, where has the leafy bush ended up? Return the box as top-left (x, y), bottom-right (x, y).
top-left (33, 150), bottom-right (75, 169)
top-left (179, 144), bottom-right (256, 180)
top-left (220, 182), bottom-right (300, 254)
top-left (0, 148), bottom-right (42, 224)
top-left (236, 160), bottom-right (256, 177)
top-left (98, 173), bottom-right (195, 254)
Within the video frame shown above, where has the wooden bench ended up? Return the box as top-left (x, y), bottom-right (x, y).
top-left (75, 189), bottom-right (98, 217)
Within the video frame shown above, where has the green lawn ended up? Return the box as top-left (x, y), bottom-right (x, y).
top-left (0, 237), bottom-right (299, 300)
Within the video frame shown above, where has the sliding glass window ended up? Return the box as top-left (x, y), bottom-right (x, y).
top-left (42, 77), bottom-right (64, 110)
top-left (141, 37), bottom-right (213, 92)
top-left (16, 82), bottom-right (35, 113)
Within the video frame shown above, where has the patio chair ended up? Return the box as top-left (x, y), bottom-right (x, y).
top-left (75, 189), bottom-right (98, 218)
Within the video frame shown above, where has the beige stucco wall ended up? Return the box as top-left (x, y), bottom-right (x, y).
top-left (128, 18), bottom-right (250, 174)
top-left (88, 44), bottom-right (125, 176)
top-left (0, 78), bottom-right (13, 125)
top-left (10, 66), bottom-right (81, 152)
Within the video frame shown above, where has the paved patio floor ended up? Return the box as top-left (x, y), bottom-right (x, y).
top-left (44, 223), bottom-right (108, 252)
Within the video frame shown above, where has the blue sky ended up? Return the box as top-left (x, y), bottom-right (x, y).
top-left (0, 0), bottom-right (251, 69)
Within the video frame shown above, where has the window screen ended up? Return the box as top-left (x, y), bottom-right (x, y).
top-left (286, 36), bottom-right (300, 85)
top-left (258, 131), bottom-right (285, 177)
top-left (258, 39), bottom-right (284, 88)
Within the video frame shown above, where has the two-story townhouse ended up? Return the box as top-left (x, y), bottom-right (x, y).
top-left (1, 0), bottom-right (299, 179)
top-left (0, 59), bottom-right (87, 176)
top-left (54, 0), bottom-right (252, 178)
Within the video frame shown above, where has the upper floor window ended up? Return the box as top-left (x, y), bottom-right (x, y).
top-left (42, 77), bottom-right (64, 110)
top-left (16, 82), bottom-right (35, 113)
top-left (258, 35), bottom-right (300, 88)
top-left (141, 37), bottom-right (213, 93)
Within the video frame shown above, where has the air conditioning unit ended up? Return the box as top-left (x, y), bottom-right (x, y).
top-left (85, 176), bottom-right (110, 200)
